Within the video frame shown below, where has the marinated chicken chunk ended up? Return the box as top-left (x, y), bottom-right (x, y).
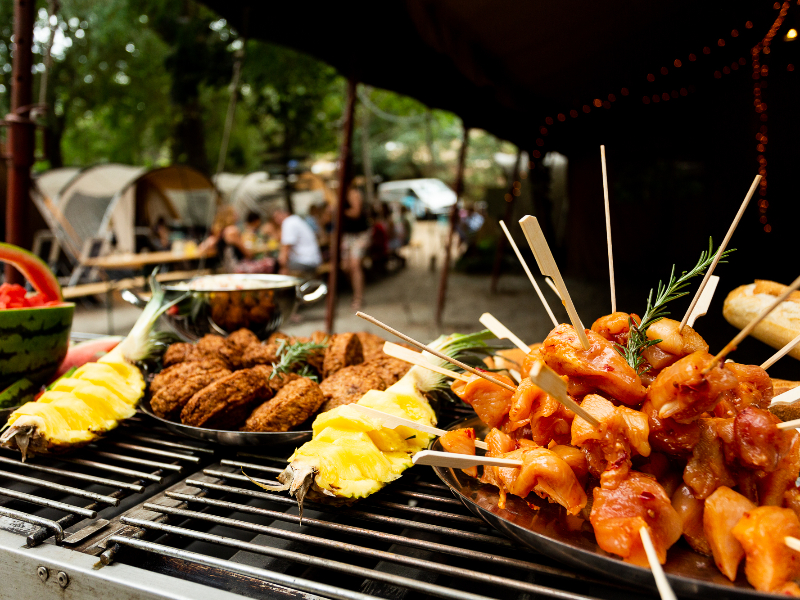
top-left (440, 428), bottom-right (478, 477)
top-left (641, 318), bottom-right (709, 372)
top-left (319, 365), bottom-right (385, 412)
top-left (703, 486), bottom-right (756, 581)
top-left (180, 365), bottom-right (271, 429)
top-left (541, 324), bottom-right (646, 405)
top-left (641, 398), bottom-right (700, 457)
top-left (505, 378), bottom-right (573, 446)
top-left (590, 472), bottom-right (682, 566)
top-left (731, 506), bottom-right (800, 593)
top-left (242, 378), bottom-right (325, 432)
top-left (451, 373), bottom-right (516, 428)
top-left (672, 483), bottom-right (711, 556)
top-left (591, 312), bottom-right (637, 346)
top-left (646, 351), bottom-right (738, 423)
top-left (683, 418), bottom-right (737, 499)
top-left (714, 363), bottom-right (773, 418)
top-left (322, 333), bottom-right (363, 378)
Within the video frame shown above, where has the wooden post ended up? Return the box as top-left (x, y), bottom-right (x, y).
top-left (435, 124), bottom-right (469, 327)
top-left (5, 0), bottom-right (36, 284)
top-left (325, 76), bottom-right (357, 333)
top-left (490, 148), bottom-right (523, 294)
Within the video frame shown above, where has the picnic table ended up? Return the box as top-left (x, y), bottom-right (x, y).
top-left (81, 249), bottom-right (215, 270)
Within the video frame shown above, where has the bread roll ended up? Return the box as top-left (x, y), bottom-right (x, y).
top-left (768, 378), bottom-right (800, 422)
top-left (722, 280), bottom-right (800, 361)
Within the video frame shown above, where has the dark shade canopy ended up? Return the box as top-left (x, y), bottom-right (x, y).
top-left (201, 0), bottom-right (781, 147)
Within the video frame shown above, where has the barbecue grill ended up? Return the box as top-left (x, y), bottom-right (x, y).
top-left (0, 346), bottom-right (655, 600)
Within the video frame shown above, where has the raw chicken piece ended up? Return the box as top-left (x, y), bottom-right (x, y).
top-left (440, 428), bottom-right (478, 477)
top-left (451, 373), bottom-right (516, 428)
top-left (671, 483), bottom-right (711, 556)
top-left (713, 362), bottom-right (773, 418)
top-left (703, 486), bottom-right (756, 581)
top-left (505, 378), bottom-right (573, 446)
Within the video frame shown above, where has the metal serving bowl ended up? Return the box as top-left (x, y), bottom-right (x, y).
top-left (124, 274), bottom-right (326, 341)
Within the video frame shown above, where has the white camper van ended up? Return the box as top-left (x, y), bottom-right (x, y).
top-left (377, 178), bottom-right (457, 218)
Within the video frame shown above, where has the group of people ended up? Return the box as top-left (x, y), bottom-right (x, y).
top-left (195, 186), bottom-right (414, 311)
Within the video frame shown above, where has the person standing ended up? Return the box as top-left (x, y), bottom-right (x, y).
top-left (269, 207), bottom-right (322, 277)
top-left (341, 185), bottom-right (370, 310)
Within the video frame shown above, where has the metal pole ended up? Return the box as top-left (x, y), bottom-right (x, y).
top-left (490, 148), bottom-right (523, 294)
top-left (325, 76), bottom-right (357, 333)
top-left (435, 124), bottom-right (469, 327)
top-left (360, 86), bottom-right (374, 205)
top-left (5, 0), bottom-right (36, 284)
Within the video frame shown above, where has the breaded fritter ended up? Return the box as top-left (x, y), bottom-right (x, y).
top-left (356, 332), bottom-right (387, 362)
top-left (180, 365), bottom-right (271, 429)
top-left (266, 332), bottom-right (291, 345)
top-left (219, 328), bottom-right (260, 368)
top-left (196, 334), bottom-right (227, 356)
top-left (163, 343), bottom-right (194, 367)
top-left (262, 366), bottom-right (301, 394)
top-left (151, 366), bottom-right (232, 419)
top-left (319, 365), bottom-right (386, 412)
top-left (241, 342), bottom-right (282, 368)
top-left (364, 356), bottom-right (411, 388)
top-left (242, 377), bottom-right (325, 432)
top-left (322, 333), bottom-right (363, 378)
top-left (150, 359), bottom-right (229, 395)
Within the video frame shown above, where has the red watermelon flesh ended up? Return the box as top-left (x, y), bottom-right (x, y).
top-left (0, 242), bottom-right (62, 302)
top-left (52, 336), bottom-right (123, 380)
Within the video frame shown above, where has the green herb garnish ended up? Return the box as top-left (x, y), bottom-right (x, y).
top-left (618, 238), bottom-right (734, 374)
top-left (270, 338), bottom-right (328, 380)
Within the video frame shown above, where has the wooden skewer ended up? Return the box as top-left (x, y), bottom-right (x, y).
top-left (479, 313), bottom-right (529, 352)
top-left (545, 277), bottom-right (562, 300)
top-left (351, 405), bottom-right (489, 450)
top-left (357, 312), bottom-right (517, 392)
top-left (528, 360), bottom-right (601, 428)
top-left (639, 526), bottom-right (678, 600)
top-left (785, 536), bottom-right (800, 552)
top-left (383, 342), bottom-right (470, 382)
top-left (679, 174), bottom-right (761, 332)
top-left (777, 418), bottom-right (800, 430)
top-left (761, 332), bottom-right (800, 370)
top-left (770, 386), bottom-right (800, 407)
top-left (413, 449), bottom-right (521, 468)
top-left (686, 275), bottom-right (719, 329)
top-left (519, 216), bottom-right (590, 349)
top-left (600, 145), bottom-right (616, 314)
top-left (705, 273), bottom-right (800, 372)
top-left (499, 220), bottom-right (559, 327)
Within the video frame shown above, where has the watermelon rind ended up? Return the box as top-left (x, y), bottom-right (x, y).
top-left (0, 242), bottom-right (63, 302)
top-left (0, 303), bottom-right (74, 390)
top-left (0, 377), bottom-right (39, 410)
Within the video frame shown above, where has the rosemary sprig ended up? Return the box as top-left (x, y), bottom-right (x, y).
top-left (618, 238), bottom-right (734, 374)
top-left (270, 338), bottom-right (328, 380)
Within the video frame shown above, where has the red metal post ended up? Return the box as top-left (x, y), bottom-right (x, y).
top-left (325, 76), bottom-right (357, 333)
top-left (435, 125), bottom-right (469, 327)
top-left (490, 149), bottom-right (523, 294)
top-left (5, 0), bottom-right (36, 284)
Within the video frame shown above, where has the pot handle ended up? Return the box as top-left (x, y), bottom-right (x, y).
top-left (120, 288), bottom-right (149, 309)
top-left (297, 280), bottom-right (327, 305)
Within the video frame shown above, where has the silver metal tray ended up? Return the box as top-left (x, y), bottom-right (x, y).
top-left (431, 416), bottom-right (773, 600)
top-left (139, 398), bottom-right (312, 448)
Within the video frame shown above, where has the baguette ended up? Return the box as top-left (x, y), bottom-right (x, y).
top-left (722, 280), bottom-right (800, 361)
top-left (769, 379), bottom-right (800, 422)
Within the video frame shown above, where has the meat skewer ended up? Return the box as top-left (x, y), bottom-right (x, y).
top-left (639, 526), bottom-right (678, 600)
top-left (356, 312), bottom-right (517, 392)
top-left (679, 174), bottom-right (761, 332)
top-left (479, 312), bottom-right (529, 352)
top-left (600, 145), bottom-right (616, 314)
top-left (545, 277), bottom-right (561, 300)
top-left (686, 275), bottom-right (719, 328)
top-left (382, 342), bottom-right (470, 382)
top-left (519, 215), bottom-right (590, 349)
top-left (413, 449), bottom-right (521, 468)
top-left (352, 404), bottom-right (489, 450)
top-left (498, 220), bottom-right (559, 327)
top-left (761, 331), bottom-right (800, 370)
top-left (528, 360), bottom-right (600, 427)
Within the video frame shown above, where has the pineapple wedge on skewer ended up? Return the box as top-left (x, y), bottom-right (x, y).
top-left (0, 276), bottom-right (183, 460)
top-left (261, 331), bottom-right (492, 511)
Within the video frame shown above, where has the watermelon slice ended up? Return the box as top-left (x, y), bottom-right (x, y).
top-left (53, 336), bottom-right (123, 380)
top-left (0, 242), bottom-right (62, 303)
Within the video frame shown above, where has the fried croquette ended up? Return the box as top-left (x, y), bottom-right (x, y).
top-left (241, 343), bottom-right (282, 368)
top-left (319, 365), bottom-right (386, 412)
top-left (151, 366), bottom-right (232, 419)
top-left (218, 328), bottom-right (260, 368)
top-left (363, 356), bottom-right (411, 388)
top-left (356, 332), bottom-right (387, 362)
top-left (242, 377), bottom-right (325, 432)
top-left (180, 365), bottom-right (271, 429)
top-left (150, 359), bottom-right (229, 395)
top-left (322, 333), bottom-right (363, 378)
top-left (163, 343), bottom-right (195, 367)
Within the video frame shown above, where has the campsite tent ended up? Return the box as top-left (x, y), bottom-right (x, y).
top-left (33, 164), bottom-right (220, 259)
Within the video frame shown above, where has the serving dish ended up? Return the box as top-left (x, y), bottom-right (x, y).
top-left (431, 415), bottom-right (774, 600)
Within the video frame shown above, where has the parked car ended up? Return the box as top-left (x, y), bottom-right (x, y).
top-left (377, 178), bottom-right (457, 218)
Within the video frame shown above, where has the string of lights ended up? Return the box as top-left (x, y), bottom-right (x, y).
top-left (527, 2), bottom-right (797, 233)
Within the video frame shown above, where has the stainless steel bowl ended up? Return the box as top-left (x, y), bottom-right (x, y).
top-left (123, 274), bottom-right (326, 341)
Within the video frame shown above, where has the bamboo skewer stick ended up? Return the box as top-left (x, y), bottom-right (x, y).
top-left (784, 536), bottom-right (800, 553)
top-left (519, 216), bottom-right (590, 349)
top-left (356, 312), bottom-right (517, 392)
top-left (413, 450), bottom-right (521, 468)
top-left (351, 405), bottom-right (489, 450)
top-left (640, 526), bottom-right (678, 600)
top-left (528, 361), bottom-right (601, 428)
top-left (499, 220), bottom-right (559, 327)
top-left (777, 417), bottom-right (800, 430)
top-left (761, 332), bottom-right (800, 370)
top-left (545, 277), bottom-right (562, 300)
top-left (770, 387), bottom-right (800, 408)
top-left (383, 342), bottom-right (470, 382)
top-left (686, 275), bottom-right (719, 329)
top-left (479, 313), bottom-right (529, 352)
top-left (679, 175), bottom-right (761, 332)
top-left (705, 273), bottom-right (800, 372)
top-left (600, 145), bottom-right (616, 314)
